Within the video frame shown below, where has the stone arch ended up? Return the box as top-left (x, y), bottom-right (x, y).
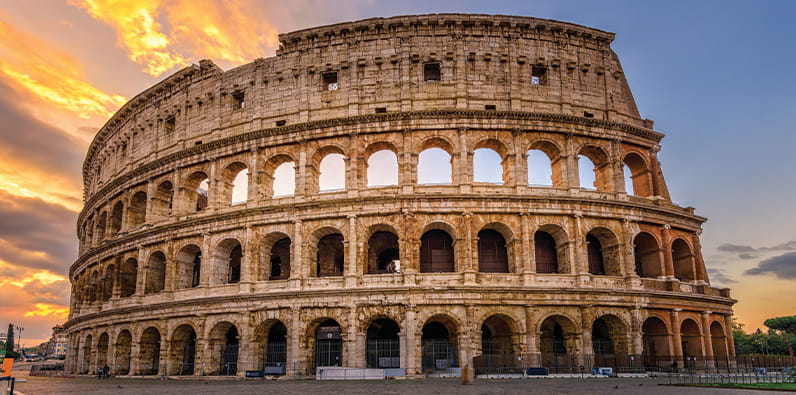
top-left (538, 314), bottom-right (578, 372)
top-left (592, 314), bottom-right (630, 356)
top-left (96, 211), bottom-right (107, 241)
top-left (680, 317), bottom-right (704, 362)
top-left (366, 226), bottom-right (400, 274)
top-left (261, 231), bottom-right (291, 280)
top-left (114, 329), bottom-right (133, 375)
top-left (364, 142), bottom-right (399, 187)
top-left (418, 136), bottom-right (455, 184)
top-left (81, 334), bottom-right (93, 373)
top-left (535, 224), bottom-right (569, 274)
top-left (96, 332), bottom-right (110, 370)
top-left (473, 138), bottom-right (511, 184)
top-left (175, 244), bottom-right (202, 289)
top-left (220, 161), bottom-right (249, 205)
top-left (263, 153), bottom-right (297, 197)
top-left (128, 191), bottom-right (147, 228)
top-left (710, 320), bottom-right (728, 358)
top-left (207, 321), bottom-right (239, 375)
top-left (139, 327), bottom-right (161, 375)
top-left (310, 227), bottom-right (345, 277)
top-left (89, 270), bottom-right (99, 302)
top-left (182, 170), bottom-right (210, 213)
top-left (480, 314), bottom-right (519, 356)
top-left (528, 139), bottom-right (564, 187)
top-left (110, 201), bottom-right (124, 235)
top-left (586, 227), bottom-right (622, 276)
top-left (421, 314), bottom-right (461, 371)
top-left (420, 222), bottom-right (456, 273)
top-left (212, 238), bottom-right (243, 284)
top-left (477, 226), bottom-right (509, 273)
top-left (672, 238), bottom-right (696, 282)
top-left (578, 145), bottom-right (611, 191)
top-left (119, 257), bottom-right (137, 297)
top-left (253, 319), bottom-right (288, 374)
top-left (101, 264), bottom-right (114, 301)
top-left (623, 152), bottom-right (653, 197)
top-left (642, 316), bottom-right (671, 367)
top-left (306, 317), bottom-right (344, 370)
top-left (634, 232), bottom-right (662, 278)
top-left (152, 180), bottom-right (173, 220)
top-left (310, 145), bottom-right (347, 193)
top-left (168, 324), bottom-right (197, 375)
top-left (365, 317), bottom-right (401, 368)
top-left (144, 251), bottom-right (166, 294)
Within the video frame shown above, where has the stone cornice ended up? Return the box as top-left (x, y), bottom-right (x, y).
top-left (79, 109), bottom-right (664, 223)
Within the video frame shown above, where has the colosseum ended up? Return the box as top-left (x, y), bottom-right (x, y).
top-left (65, 14), bottom-right (736, 378)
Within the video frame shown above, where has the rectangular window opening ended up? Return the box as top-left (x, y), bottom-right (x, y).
top-left (232, 91), bottom-right (245, 109)
top-left (484, 105), bottom-right (496, 111)
top-left (164, 116), bottom-right (175, 133)
top-left (276, 120), bottom-right (286, 127)
top-left (195, 141), bottom-right (202, 145)
top-left (532, 66), bottom-right (547, 85)
top-left (424, 63), bottom-right (441, 82)
top-left (323, 72), bottom-right (338, 91)
top-left (584, 111), bottom-right (594, 118)
top-left (375, 107), bottom-right (387, 114)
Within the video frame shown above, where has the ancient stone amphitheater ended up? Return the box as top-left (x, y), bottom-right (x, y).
top-left (65, 14), bottom-right (735, 378)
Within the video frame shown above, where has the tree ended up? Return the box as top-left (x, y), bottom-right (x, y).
top-left (764, 315), bottom-right (796, 357)
top-left (5, 324), bottom-right (14, 355)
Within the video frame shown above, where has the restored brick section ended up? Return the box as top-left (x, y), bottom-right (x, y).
top-left (66, 14), bottom-right (733, 378)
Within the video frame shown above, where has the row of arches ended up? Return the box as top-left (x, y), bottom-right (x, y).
top-left (74, 223), bottom-right (700, 305)
top-left (70, 311), bottom-right (731, 376)
top-left (80, 140), bottom-right (661, 249)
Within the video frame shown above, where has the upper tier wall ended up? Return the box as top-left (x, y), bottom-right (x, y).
top-left (83, 14), bottom-right (651, 201)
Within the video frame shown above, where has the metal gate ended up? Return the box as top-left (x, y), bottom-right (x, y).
top-left (264, 341), bottom-right (287, 374)
top-left (421, 339), bottom-right (457, 371)
top-left (219, 342), bottom-right (238, 375)
top-left (366, 339), bottom-right (400, 368)
top-left (314, 339), bottom-right (342, 369)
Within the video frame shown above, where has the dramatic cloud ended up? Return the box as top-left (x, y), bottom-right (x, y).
top-left (744, 251), bottom-right (796, 279)
top-left (707, 268), bottom-right (736, 285)
top-left (717, 244), bottom-right (757, 253)
top-left (0, 17), bottom-right (126, 119)
top-left (72, 0), bottom-right (280, 76)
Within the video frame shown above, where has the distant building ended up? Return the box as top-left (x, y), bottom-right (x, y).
top-left (46, 325), bottom-right (67, 358)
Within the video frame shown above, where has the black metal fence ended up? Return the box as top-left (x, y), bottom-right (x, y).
top-left (366, 339), bottom-right (400, 368)
top-left (421, 339), bottom-right (458, 372)
top-left (667, 369), bottom-right (795, 386)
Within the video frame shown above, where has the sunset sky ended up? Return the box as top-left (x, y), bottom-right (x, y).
top-left (0, 0), bottom-right (794, 347)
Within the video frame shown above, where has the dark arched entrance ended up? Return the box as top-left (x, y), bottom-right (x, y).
top-left (366, 318), bottom-right (400, 368)
top-left (314, 319), bottom-right (342, 369)
top-left (421, 318), bottom-right (458, 371)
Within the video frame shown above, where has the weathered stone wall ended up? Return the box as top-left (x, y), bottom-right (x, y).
top-left (66, 14), bottom-right (734, 377)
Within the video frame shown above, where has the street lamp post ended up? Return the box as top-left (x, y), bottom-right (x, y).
top-left (15, 326), bottom-right (24, 357)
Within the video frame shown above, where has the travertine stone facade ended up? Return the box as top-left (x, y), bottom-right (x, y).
top-left (65, 14), bottom-right (734, 377)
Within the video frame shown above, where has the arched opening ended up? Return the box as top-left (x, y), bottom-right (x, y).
top-left (367, 231), bottom-right (400, 274)
top-left (473, 148), bottom-right (504, 184)
top-left (271, 161), bottom-right (296, 197)
top-left (539, 315), bottom-right (575, 373)
top-left (144, 252), bottom-right (166, 294)
top-left (89, 271), bottom-right (99, 303)
top-left (183, 171), bottom-right (209, 212)
top-left (710, 321), bottom-right (728, 360)
top-left (119, 258), bottom-right (137, 297)
top-left (586, 228), bottom-right (622, 276)
top-left (420, 229), bottom-right (454, 273)
top-left (592, 315), bottom-right (630, 369)
top-left (96, 333), bottom-right (109, 370)
top-left (101, 265), bottom-right (114, 301)
top-left (152, 181), bottom-right (173, 220)
top-left (266, 237), bottom-right (291, 280)
top-left (478, 315), bottom-right (516, 373)
top-left (213, 239), bottom-right (242, 284)
top-left (681, 319), bottom-right (704, 367)
top-left (84, 217), bottom-right (94, 247)
top-left (578, 146), bottom-right (611, 191)
top-left (96, 211), bottom-right (107, 241)
top-left (421, 316), bottom-right (459, 371)
top-left (208, 322), bottom-right (239, 376)
top-left (169, 325), bottom-right (196, 375)
top-left (527, 149), bottom-right (553, 186)
top-left (110, 201), bottom-right (123, 234)
top-left (316, 233), bottom-right (344, 277)
top-left (634, 232), bottom-right (662, 278)
top-left (139, 327), bottom-right (161, 375)
top-left (255, 321), bottom-right (287, 374)
top-left (592, 319), bottom-right (615, 355)
top-left (313, 319), bottom-right (343, 370)
top-left (367, 149), bottom-right (398, 187)
top-left (81, 335), bottom-right (93, 374)
top-left (176, 245), bottom-right (201, 289)
top-left (128, 191), bottom-right (147, 228)
top-left (534, 231), bottom-right (559, 274)
top-left (418, 148), bottom-right (452, 184)
top-left (477, 229), bottom-right (508, 273)
top-left (223, 163), bottom-right (248, 205)
top-left (366, 318), bottom-right (400, 368)
top-left (623, 152), bottom-right (652, 197)
top-left (319, 153), bottom-right (346, 192)
top-left (642, 316), bottom-right (671, 368)
top-left (114, 330), bottom-right (132, 375)
top-left (672, 238), bottom-right (695, 282)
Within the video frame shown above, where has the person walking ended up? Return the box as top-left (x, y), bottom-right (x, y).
top-left (102, 364), bottom-right (110, 379)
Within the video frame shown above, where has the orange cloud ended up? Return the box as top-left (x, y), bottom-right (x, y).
top-left (23, 303), bottom-right (70, 319)
top-left (0, 18), bottom-right (126, 121)
top-left (72, 0), bottom-right (279, 76)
